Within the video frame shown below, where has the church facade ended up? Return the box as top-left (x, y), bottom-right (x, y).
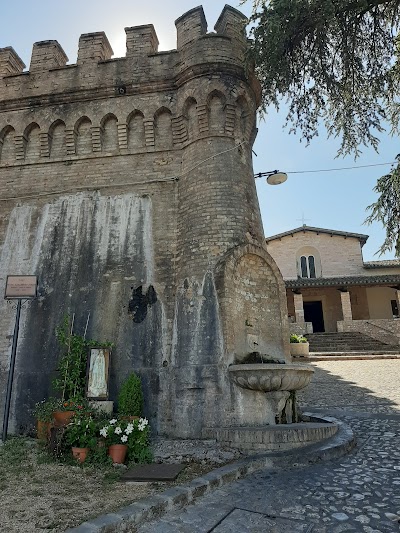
top-left (266, 225), bottom-right (400, 345)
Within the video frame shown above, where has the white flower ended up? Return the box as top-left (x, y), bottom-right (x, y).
top-left (125, 423), bottom-right (134, 434)
top-left (114, 426), bottom-right (122, 434)
top-left (139, 417), bottom-right (148, 426)
top-left (121, 434), bottom-right (128, 443)
top-left (109, 418), bottom-right (117, 425)
top-left (100, 427), bottom-right (108, 437)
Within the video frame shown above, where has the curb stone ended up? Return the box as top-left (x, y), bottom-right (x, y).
top-left (66, 414), bottom-right (356, 533)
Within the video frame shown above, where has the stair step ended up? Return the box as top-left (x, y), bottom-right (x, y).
top-left (303, 331), bottom-right (399, 353)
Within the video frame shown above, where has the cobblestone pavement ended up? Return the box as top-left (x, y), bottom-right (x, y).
top-left (139, 360), bottom-right (400, 532)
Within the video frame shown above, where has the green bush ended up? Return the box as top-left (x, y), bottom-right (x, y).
top-left (290, 333), bottom-right (308, 344)
top-left (117, 373), bottom-right (144, 417)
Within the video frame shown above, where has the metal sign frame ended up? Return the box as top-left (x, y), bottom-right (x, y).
top-left (4, 275), bottom-right (38, 300)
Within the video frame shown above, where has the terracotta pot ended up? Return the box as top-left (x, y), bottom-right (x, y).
top-left (72, 447), bottom-right (89, 463)
top-left (53, 410), bottom-right (75, 427)
top-left (37, 420), bottom-right (51, 441)
top-left (108, 444), bottom-right (128, 464)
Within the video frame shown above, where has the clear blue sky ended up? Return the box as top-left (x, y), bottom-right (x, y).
top-left (1, 0), bottom-right (398, 260)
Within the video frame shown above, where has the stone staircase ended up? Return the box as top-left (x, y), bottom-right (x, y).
top-left (305, 332), bottom-right (400, 354)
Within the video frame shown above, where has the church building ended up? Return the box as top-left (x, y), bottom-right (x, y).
top-left (266, 225), bottom-right (400, 346)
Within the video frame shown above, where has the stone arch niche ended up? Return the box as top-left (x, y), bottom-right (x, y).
top-left (154, 107), bottom-right (173, 150)
top-left (75, 116), bottom-right (92, 156)
top-left (235, 95), bottom-right (250, 140)
top-left (101, 113), bottom-right (119, 153)
top-left (49, 119), bottom-right (66, 158)
top-left (0, 125), bottom-right (15, 164)
top-left (215, 244), bottom-right (290, 364)
top-left (24, 123), bottom-right (41, 162)
top-left (207, 90), bottom-right (226, 134)
top-left (183, 97), bottom-right (198, 141)
top-left (127, 110), bottom-right (145, 150)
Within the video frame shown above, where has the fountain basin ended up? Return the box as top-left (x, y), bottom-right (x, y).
top-left (229, 363), bottom-right (314, 392)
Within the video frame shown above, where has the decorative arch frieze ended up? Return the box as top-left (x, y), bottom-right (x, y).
top-left (23, 122), bottom-right (41, 162)
top-left (74, 116), bottom-right (93, 156)
top-left (100, 113), bottom-right (119, 153)
top-left (49, 119), bottom-right (67, 159)
top-left (154, 107), bottom-right (173, 150)
top-left (207, 90), bottom-right (226, 135)
top-left (127, 110), bottom-right (145, 150)
top-left (182, 97), bottom-right (198, 142)
top-left (0, 125), bottom-right (16, 165)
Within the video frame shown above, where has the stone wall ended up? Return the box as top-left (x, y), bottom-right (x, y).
top-left (337, 319), bottom-right (400, 345)
top-left (0, 6), bottom-right (288, 437)
top-left (267, 232), bottom-right (367, 279)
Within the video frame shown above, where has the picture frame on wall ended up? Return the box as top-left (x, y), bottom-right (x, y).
top-left (86, 347), bottom-right (111, 400)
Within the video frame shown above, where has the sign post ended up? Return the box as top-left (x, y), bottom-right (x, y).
top-left (2, 275), bottom-right (37, 442)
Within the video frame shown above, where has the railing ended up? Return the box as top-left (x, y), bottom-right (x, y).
top-left (337, 318), bottom-right (400, 345)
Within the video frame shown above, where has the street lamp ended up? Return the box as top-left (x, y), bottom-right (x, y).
top-left (254, 170), bottom-right (288, 185)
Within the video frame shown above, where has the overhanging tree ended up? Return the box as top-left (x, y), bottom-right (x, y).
top-left (246, 0), bottom-right (400, 256)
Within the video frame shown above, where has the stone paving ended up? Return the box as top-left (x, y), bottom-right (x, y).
top-left (138, 360), bottom-right (400, 532)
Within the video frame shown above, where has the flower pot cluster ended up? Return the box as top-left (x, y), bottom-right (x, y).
top-left (32, 316), bottom-right (151, 467)
top-left (34, 402), bottom-right (151, 465)
top-left (99, 417), bottom-right (150, 464)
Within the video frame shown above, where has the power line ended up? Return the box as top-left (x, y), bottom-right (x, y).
top-left (283, 161), bottom-right (396, 175)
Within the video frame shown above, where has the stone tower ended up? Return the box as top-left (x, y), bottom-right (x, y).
top-left (0, 5), bottom-right (289, 437)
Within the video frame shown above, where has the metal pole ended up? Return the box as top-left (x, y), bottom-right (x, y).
top-left (2, 299), bottom-right (22, 442)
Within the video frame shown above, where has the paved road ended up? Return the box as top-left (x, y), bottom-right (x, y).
top-left (139, 360), bottom-right (400, 532)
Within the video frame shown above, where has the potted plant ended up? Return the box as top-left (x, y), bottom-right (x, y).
top-left (117, 372), bottom-right (144, 420)
top-left (64, 412), bottom-right (97, 463)
top-left (289, 333), bottom-right (310, 357)
top-left (99, 416), bottom-right (150, 464)
top-left (52, 315), bottom-right (112, 426)
top-left (33, 398), bottom-right (57, 440)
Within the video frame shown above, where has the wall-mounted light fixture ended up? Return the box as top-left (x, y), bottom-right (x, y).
top-left (254, 170), bottom-right (288, 185)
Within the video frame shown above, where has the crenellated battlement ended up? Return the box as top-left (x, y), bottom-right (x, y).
top-left (0, 4), bottom-right (260, 169)
top-left (0, 5), bottom-right (247, 85)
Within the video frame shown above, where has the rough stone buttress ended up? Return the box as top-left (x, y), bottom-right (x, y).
top-left (0, 5), bottom-right (290, 437)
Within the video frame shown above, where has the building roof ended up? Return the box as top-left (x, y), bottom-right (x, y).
top-left (286, 274), bottom-right (400, 290)
top-left (265, 225), bottom-right (369, 247)
top-left (363, 260), bottom-right (400, 269)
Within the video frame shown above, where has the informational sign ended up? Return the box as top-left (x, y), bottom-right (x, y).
top-left (4, 275), bottom-right (38, 299)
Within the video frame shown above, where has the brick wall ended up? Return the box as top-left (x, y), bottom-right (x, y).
top-left (0, 6), bottom-right (287, 439)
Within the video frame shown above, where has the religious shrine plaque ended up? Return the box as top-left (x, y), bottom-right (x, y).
top-left (4, 275), bottom-right (37, 299)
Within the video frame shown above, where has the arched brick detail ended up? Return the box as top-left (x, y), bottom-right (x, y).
top-left (100, 113), bottom-right (119, 153)
top-left (0, 125), bottom-right (15, 164)
top-left (49, 119), bottom-right (66, 159)
top-left (215, 243), bottom-right (290, 363)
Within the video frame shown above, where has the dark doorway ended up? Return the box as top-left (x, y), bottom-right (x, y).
top-left (304, 301), bottom-right (325, 332)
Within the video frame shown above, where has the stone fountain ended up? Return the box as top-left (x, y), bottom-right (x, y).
top-left (228, 362), bottom-right (314, 426)
top-left (201, 244), bottom-right (338, 452)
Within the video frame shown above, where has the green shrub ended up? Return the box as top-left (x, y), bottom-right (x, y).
top-left (117, 373), bottom-right (144, 417)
